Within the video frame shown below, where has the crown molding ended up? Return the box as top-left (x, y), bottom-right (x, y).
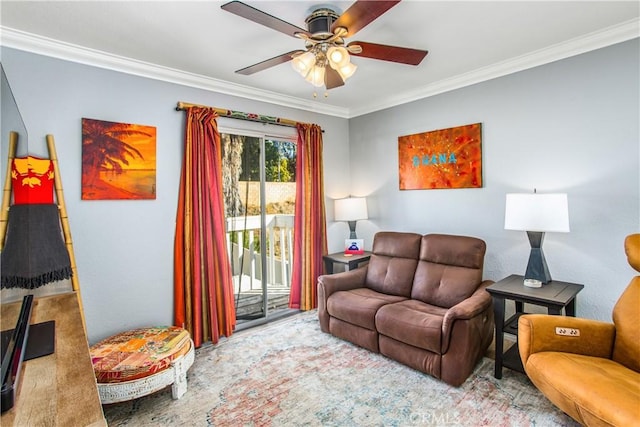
top-left (2, 18), bottom-right (638, 120)
top-left (0, 26), bottom-right (350, 119)
top-left (349, 18), bottom-right (640, 118)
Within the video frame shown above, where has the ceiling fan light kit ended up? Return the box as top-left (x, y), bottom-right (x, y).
top-left (221, 0), bottom-right (428, 92)
top-left (305, 63), bottom-right (326, 87)
top-left (291, 42), bottom-right (358, 87)
top-left (291, 51), bottom-right (316, 75)
top-left (327, 46), bottom-right (349, 67)
top-left (336, 62), bottom-right (358, 81)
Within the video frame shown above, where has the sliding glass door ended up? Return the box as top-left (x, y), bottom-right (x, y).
top-left (221, 131), bottom-right (296, 323)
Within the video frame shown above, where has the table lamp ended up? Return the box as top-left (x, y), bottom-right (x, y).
top-left (334, 197), bottom-right (368, 239)
top-left (504, 192), bottom-right (569, 286)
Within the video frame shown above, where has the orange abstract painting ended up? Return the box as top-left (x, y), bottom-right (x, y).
top-left (398, 123), bottom-right (482, 190)
top-left (82, 118), bottom-right (157, 200)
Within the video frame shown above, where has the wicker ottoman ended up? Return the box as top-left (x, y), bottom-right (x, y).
top-left (90, 326), bottom-right (194, 404)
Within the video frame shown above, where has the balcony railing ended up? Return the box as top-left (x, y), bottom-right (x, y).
top-left (226, 214), bottom-right (294, 293)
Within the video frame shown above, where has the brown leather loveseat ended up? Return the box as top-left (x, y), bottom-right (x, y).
top-left (318, 231), bottom-right (494, 386)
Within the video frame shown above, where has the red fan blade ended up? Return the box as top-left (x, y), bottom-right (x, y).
top-left (236, 50), bottom-right (305, 75)
top-left (324, 66), bottom-right (345, 90)
top-left (348, 41), bottom-right (428, 65)
top-left (332, 0), bottom-right (401, 37)
top-left (221, 1), bottom-right (309, 38)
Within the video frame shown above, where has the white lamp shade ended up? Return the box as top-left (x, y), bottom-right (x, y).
top-left (327, 46), bottom-right (350, 69)
top-left (334, 197), bottom-right (368, 221)
top-left (305, 65), bottom-right (325, 87)
top-left (291, 51), bottom-right (316, 75)
top-left (336, 62), bottom-right (357, 81)
top-left (504, 193), bottom-right (570, 232)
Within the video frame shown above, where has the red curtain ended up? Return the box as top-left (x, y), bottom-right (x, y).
top-left (174, 107), bottom-right (236, 347)
top-left (289, 123), bottom-right (327, 310)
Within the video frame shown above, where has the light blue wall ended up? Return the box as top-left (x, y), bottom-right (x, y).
top-left (0, 47), bottom-right (350, 343)
top-left (349, 39), bottom-right (639, 321)
top-left (1, 39), bottom-right (638, 342)
top-left (1, 63), bottom-right (27, 149)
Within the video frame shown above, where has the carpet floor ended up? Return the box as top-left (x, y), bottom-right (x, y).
top-left (103, 310), bottom-right (579, 426)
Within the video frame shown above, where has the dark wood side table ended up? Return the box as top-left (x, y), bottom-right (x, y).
top-left (486, 274), bottom-right (584, 379)
top-left (323, 251), bottom-right (372, 274)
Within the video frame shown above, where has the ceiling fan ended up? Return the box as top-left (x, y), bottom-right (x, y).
top-left (220, 0), bottom-right (428, 90)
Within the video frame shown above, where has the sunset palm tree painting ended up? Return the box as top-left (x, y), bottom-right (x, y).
top-left (82, 118), bottom-right (157, 200)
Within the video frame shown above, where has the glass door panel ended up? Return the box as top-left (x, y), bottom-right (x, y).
top-left (221, 133), bottom-right (296, 323)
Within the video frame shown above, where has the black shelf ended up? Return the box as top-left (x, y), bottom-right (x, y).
top-left (503, 344), bottom-right (525, 374)
top-left (504, 312), bottom-right (526, 336)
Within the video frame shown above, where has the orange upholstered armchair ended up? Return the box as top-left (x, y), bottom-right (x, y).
top-left (518, 234), bottom-right (640, 427)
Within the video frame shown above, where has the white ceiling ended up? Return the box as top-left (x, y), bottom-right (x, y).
top-left (1, 1), bottom-right (638, 118)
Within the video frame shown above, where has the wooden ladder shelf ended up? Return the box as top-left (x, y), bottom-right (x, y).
top-left (1, 131), bottom-right (86, 330)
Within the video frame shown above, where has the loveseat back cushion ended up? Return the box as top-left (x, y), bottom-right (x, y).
top-left (365, 232), bottom-right (422, 298)
top-left (411, 234), bottom-right (486, 308)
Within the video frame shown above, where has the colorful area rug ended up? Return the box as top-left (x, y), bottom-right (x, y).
top-left (103, 311), bottom-right (579, 426)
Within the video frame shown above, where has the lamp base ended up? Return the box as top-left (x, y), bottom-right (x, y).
top-left (523, 278), bottom-right (543, 288)
top-left (347, 220), bottom-right (358, 240)
top-left (525, 231), bottom-right (552, 284)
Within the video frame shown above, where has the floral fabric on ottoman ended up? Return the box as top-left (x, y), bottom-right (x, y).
top-left (90, 326), bottom-right (191, 383)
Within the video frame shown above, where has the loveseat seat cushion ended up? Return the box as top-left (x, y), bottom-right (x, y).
top-left (525, 351), bottom-right (640, 426)
top-left (376, 299), bottom-right (447, 354)
top-left (327, 288), bottom-right (407, 330)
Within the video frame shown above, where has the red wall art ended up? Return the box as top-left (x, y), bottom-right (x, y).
top-left (82, 118), bottom-right (157, 200)
top-left (398, 123), bottom-right (482, 190)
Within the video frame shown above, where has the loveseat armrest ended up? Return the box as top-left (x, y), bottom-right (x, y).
top-left (317, 267), bottom-right (368, 332)
top-left (441, 280), bottom-right (494, 351)
top-left (318, 267), bottom-right (368, 297)
top-left (518, 314), bottom-right (616, 366)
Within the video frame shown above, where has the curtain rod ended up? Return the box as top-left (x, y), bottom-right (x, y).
top-left (176, 101), bottom-right (310, 130)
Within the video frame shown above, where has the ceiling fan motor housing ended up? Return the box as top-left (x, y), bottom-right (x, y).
top-left (306, 8), bottom-right (339, 39)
